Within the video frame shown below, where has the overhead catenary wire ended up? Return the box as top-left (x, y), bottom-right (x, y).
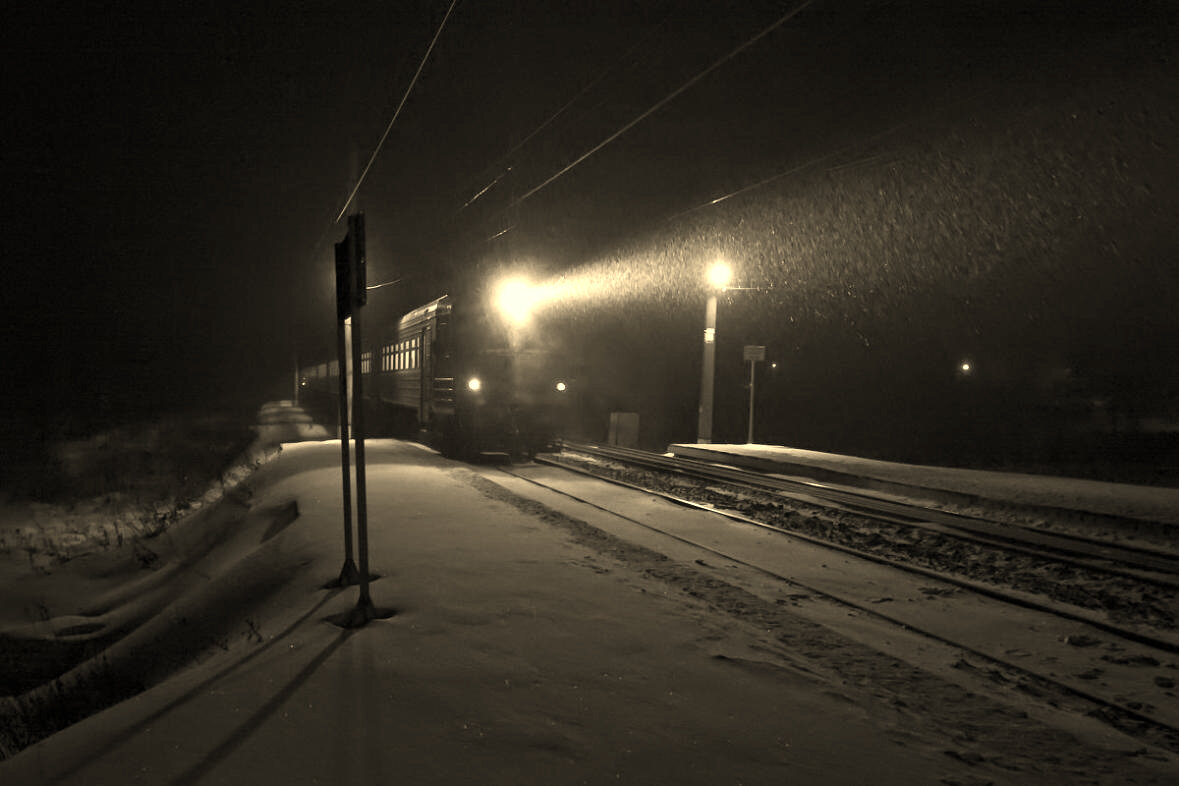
top-left (290, 1), bottom-right (459, 352)
top-left (335, 0), bottom-right (460, 224)
top-left (503, 0), bottom-right (816, 213)
top-left (457, 11), bottom-right (677, 214)
top-left (666, 81), bottom-right (1002, 222)
top-left (665, 142), bottom-right (875, 222)
top-left (461, 167), bottom-right (511, 210)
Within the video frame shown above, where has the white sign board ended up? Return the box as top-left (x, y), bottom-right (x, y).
top-left (743, 345), bottom-right (766, 362)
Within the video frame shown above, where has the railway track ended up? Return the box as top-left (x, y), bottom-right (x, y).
top-left (488, 444), bottom-right (1179, 754)
top-left (555, 441), bottom-right (1179, 589)
top-left (542, 442), bottom-right (1179, 637)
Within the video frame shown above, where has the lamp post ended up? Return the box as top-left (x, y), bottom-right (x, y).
top-left (697, 261), bottom-right (732, 443)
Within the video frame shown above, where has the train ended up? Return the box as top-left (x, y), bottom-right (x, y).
top-left (301, 290), bottom-right (570, 460)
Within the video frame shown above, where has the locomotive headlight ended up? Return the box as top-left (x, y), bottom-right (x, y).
top-left (467, 377), bottom-right (482, 392)
top-left (494, 276), bottom-right (537, 326)
top-left (555, 381), bottom-right (567, 392)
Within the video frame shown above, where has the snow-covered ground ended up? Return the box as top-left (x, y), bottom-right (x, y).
top-left (0, 411), bottom-right (274, 570)
top-left (2, 405), bottom-right (1178, 784)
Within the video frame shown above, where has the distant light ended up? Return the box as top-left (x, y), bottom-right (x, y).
top-left (770, 362), bottom-right (777, 370)
top-left (555, 381), bottom-right (567, 392)
top-left (960, 362), bottom-right (972, 374)
top-left (707, 260), bottom-right (732, 291)
top-left (467, 377), bottom-right (482, 392)
top-left (494, 276), bottom-right (536, 326)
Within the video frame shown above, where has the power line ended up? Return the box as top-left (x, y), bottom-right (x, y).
top-left (457, 12), bottom-right (674, 213)
top-left (665, 138), bottom-right (879, 222)
top-left (335, 0), bottom-right (460, 223)
top-left (666, 82), bottom-right (1001, 221)
top-left (504, 0), bottom-right (816, 213)
top-left (461, 167), bottom-right (510, 211)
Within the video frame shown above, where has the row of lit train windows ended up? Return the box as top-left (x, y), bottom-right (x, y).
top-left (382, 336), bottom-right (420, 372)
top-left (305, 351), bottom-right (373, 378)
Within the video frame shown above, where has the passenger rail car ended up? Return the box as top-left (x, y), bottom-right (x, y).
top-left (375, 295), bottom-right (569, 458)
top-left (303, 293), bottom-right (569, 460)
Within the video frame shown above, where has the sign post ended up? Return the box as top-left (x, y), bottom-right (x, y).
top-left (328, 212), bottom-right (394, 627)
top-left (325, 240), bottom-right (359, 589)
top-left (348, 213), bottom-right (374, 615)
top-left (743, 345), bottom-right (765, 444)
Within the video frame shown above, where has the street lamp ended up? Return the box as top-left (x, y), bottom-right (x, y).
top-left (707, 260), bottom-right (733, 291)
top-left (697, 260), bottom-right (732, 443)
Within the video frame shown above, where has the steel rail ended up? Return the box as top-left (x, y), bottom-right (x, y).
top-left (500, 461), bottom-right (1179, 754)
top-left (556, 441), bottom-right (1179, 588)
top-left (536, 452), bottom-right (1179, 652)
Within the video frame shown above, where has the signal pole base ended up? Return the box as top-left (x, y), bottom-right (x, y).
top-left (321, 558), bottom-right (361, 589)
top-left (327, 594), bottom-right (396, 629)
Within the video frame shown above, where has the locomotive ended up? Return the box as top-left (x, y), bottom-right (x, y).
top-left (303, 288), bottom-right (570, 460)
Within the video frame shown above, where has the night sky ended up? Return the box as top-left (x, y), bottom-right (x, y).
top-left (4, 1), bottom-right (1177, 462)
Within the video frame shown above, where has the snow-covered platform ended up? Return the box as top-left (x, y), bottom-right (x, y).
top-left (670, 443), bottom-right (1179, 531)
top-left (3, 438), bottom-right (1177, 784)
top-left (0, 440), bottom-right (968, 784)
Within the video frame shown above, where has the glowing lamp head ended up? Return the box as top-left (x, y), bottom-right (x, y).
top-left (555, 381), bottom-right (567, 392)
top-left (494, 276), bottom-right (537, 326)
top-left (467, 377), bottom-right (482, 392)
top-left (707, 260), bottom-right (732, 291)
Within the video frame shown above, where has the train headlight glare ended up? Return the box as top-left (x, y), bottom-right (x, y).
top-left (555, 381), bottom-right (567, 392)
top-left (494, 276), bottom-right (536, 326)
top-left (467, 377), bottom-right (482, 392)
